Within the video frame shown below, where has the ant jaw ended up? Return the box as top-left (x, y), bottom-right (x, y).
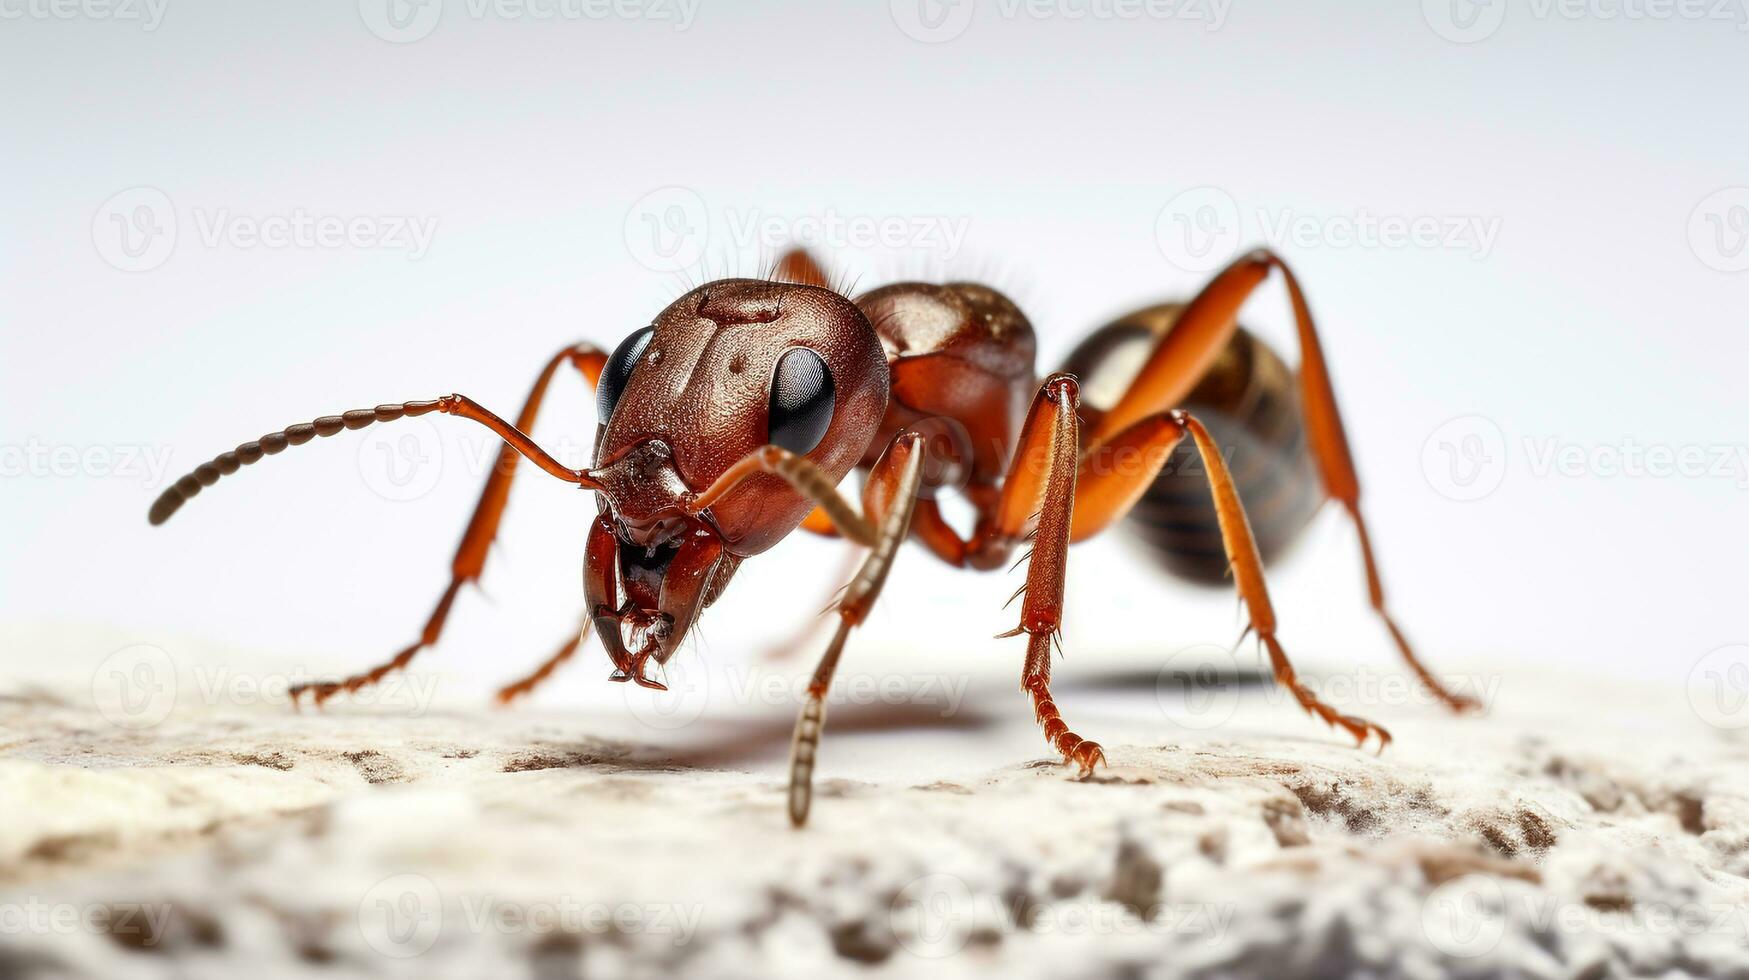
top-left (607, 605), bottom-right (675, 686)
top-left (605, 660), bottom-right (670, 691)
top-left (584, 507), bottom-right (728, 697)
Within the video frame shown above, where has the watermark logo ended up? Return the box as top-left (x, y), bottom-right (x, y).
top-left (1422, 416), bottom-right (1749, 501)
top-left (93, 187), bottom-right (177, 273)
top-left (361, 0), bottom-right (700, 40)
top-left (1426, 0), bottom-right (1749, 42)
top-left (624, 186), bottom-right (710, 273)
top-left (359, 0), bottom-right (443, 41)
top-left (356, 418), bottom-right (446, 503)
top-left (91, 644), bottom-right (178, 730)
top-left (1422, 875), bottom-right (1749, 959)
top-left (190, 208), bottom-right (438, 259)
top-left (1422, 874), bottom-right (1508, 957)
top-left (92, 653), bottom-right (438, 726)
top-left (890, 873), bottom-right (978, 957)
top-left (1155, 643), bottom-right (1241, 730)
top-left (889, 871), bottom-right (1236, 958)
top-left (1155, 188), bottom-right (1502, 272)
top-left (1422, 0), bottom-right (1507, 42)
top-left (892, 0), bottom-right (1229, 41)
top-left (359, 874), bottom-right (443, 958)
top-left (890, 0), bottom-right (976, 42)
top-left (92, 189), bottom-right (437, 270)
top-left (1422, 415), bottom-right (1509, 502)
top-left (617, 662), bottom-right (973, 730)
top-left (621, 656), bottom-right (712, 730)
top-left (622, 188), bottom-right (974, 273)
top-left (1154, 187), bottom-right (1242, 274)
top-left (1688, 187), bottom-right (1749, 273)
top-left (1688, 644), bottom-right (1749, 730)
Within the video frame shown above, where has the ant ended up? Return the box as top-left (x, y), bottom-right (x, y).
top-left (149, 247), bottom-right (1479, 826)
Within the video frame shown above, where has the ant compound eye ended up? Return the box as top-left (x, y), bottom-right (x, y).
top-left (768, 347), bottom-right (835, 455)
top-left (597, 325), bottom-right (655, 421)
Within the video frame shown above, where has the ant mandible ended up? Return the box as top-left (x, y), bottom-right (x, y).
top-left (149, 247), bottom-right (1479, 826)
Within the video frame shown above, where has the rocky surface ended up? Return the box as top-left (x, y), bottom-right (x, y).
top-left (2, 660), bottom-right (1747, 979)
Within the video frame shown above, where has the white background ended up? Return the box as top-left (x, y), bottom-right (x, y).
top-left (2, 0), bottom-right (1746, 717)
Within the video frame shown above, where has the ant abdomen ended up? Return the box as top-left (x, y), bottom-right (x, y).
top-left (1061, 305), bottom-right (1323, 584)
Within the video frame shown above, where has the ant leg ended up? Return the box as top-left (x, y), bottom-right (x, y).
top-left (265, 344), bottom-right (604, 706)
top-left (687, 449), bottom-right (877, 546)
top-left (983, 375), bottom-right (1107, 775)
top-left (785, 433), bottom-right (926, 826)
top-left (1091, 250), bottom-right (1477, 712)
top-left (494, 618), bottom-right (592, 704)
top-left (758, 545), bottom-right (862, 663)
top-left (1075, 410), bottom-right (1390, 747)
top-left (682, 434), bottom-right (928, 825)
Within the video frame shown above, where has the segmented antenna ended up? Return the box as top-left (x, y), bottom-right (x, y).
top-left (147, 400), bottom-right (443, 526)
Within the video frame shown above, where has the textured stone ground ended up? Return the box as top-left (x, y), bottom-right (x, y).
top-left (2, 655), bottom-right (1747, 979)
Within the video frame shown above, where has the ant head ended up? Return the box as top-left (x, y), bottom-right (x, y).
top-left (582, 279), bottom-right (888, 679)
top-left (593, 279), bottom-right (888, 553)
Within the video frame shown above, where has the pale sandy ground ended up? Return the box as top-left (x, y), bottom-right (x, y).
top-left (2, 631), bottom-right (1748, 980)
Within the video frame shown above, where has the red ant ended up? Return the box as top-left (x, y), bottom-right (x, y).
top-left (150, 247), bottom-right (1478, 826)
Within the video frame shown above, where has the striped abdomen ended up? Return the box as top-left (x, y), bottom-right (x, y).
top-left (1060, 305), bottom-right (1324, 584)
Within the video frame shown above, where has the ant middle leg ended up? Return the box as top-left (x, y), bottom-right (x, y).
top-left (686, 432), bottom-right (928, 826)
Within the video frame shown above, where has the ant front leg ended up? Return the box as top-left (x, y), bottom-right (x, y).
top-left (150, 344), bottom-right (608, 708)
top-left (687, 433), bottom-right (926, 826)
top-left (1072, 410), bottom-right (1390, 747)
top-left (1093, 249), bottom-right (1478, 713)
top-left (493, 618), bottom-right (592, 705)
top-left (303, 345), bottom-right (608, 708)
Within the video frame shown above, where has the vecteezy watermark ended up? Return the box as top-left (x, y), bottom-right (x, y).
top-left (359, 874), bottom-right (444, 958)
top-left (1688, 644), bottom-right (1749, 730)
top-left (1421, 415), bottom-right (1749, 502)
top-left (357, 417), bottom-right (446, 504)
top-left (619, 659), bottom-right (973, 731)
top-left (458, 895), bottom-right (702, 944)
top-left (0, 0), bottom-right (169, 30)
top-left (92, 187), bottom-right (439, 272)
top-left (1422, 415), bottom-right (1510, 502)
top-left (190, 665), bottom-right (440, 714)
top-left (1688, 187), bottom-right (1749, 273)
top-left (1155, 187), bottom-right (1502, 273)
top-left (0, 900), bottom-right (175, 945)
top-left (357, 874), bottom-right (703, 958)
top-left (1155, 643), bottom-right (1499, 728)
top-left (888, 873), bottom-right (1234, 958)
top-left (622, 187), bottom-right (973, 273)
top-left (92, 187), bottom-right (177, 273)
top-left (1156, 643), bottom-right (1242, 730)
top-left (0, 440), bottom-right (176, 488)
top-left (358, 0), bottom-right (699, 42)
top-left (1423, 0), bottom-right (1749, 43)
top-left (90, 645), bottom-right (440, 730)
top-left (92, 644), bottom-right (179, 729)
top-left (890, 0), bottom-right (1230, 43)
top-left (190, 208), bottom-right (438, 260)
top-left (1421, 873), bottom-right (1749, 959)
